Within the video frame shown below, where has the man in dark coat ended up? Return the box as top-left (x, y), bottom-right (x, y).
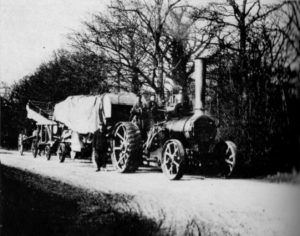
top-left (130, 94), bottom-right (146, 124)
top-left (93, 123), bottom-right (108, 171)
top-left (130, 93), bottom-right (148, 138)
top-left (148, 95), bottom-right (158, 126)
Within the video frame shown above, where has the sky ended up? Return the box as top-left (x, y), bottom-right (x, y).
top-left (0, 0), bottom-right (109, 85)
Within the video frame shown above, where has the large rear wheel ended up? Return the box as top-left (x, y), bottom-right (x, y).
top-left (161, 139), bottom-right (185, 180)
top-left (111, 122), bottom-right (142, 173)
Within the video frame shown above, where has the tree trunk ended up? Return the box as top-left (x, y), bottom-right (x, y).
top-left (132, 71), bottom-right (140, 94)
top-left (158, 56), bottom-right (164, 100)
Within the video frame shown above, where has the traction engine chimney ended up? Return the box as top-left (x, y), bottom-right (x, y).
top-left (194, 58), bottom-right (206, 115)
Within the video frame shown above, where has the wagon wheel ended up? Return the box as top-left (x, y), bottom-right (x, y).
top-left (111, 122), bottom-right (142, 173)
top-left (58, 143), bottom-right (67, 163)
top-left (161, 139), bottom-right (185, 180)
top-left (31, 141), bottom-right (38, 158)
top-left (45, 145), bottom-right (51, 160)
top-left (220, 141), bottom-right (237, 177)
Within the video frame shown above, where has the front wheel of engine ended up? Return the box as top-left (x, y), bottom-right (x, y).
top-left (111, 122), bottom-right (142, 173)
top-left (161, 139), bottom-right (185, 180)
top-left (216, 140), bottom-right (237, 177)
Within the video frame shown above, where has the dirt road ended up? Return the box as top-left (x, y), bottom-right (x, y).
top-left (1, 149), bottom-right (300, 236)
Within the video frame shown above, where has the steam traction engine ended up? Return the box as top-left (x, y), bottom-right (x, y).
top-left (111, 59), bottom-right (237, 180)
top-left (51, 59), bottom-right (236, 180)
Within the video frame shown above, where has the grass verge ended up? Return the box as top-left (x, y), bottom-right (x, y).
top-left (0, 164), bottom-right (161, 236)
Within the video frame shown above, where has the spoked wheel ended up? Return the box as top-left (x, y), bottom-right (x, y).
top-left (223, 141), bottom-right (237, 177)
top-left (161, 139), bottom-right (185, 180)
top-left (31, 141), bottom-right (38, 158)
top-left (58, 143), bottom-right (67, 163)
top-left (45, 145), bottom-right (51, 160)
top-left (111, 122), bottom-right (142, 173)
top-left (216, 140), bottom-right (237, 177)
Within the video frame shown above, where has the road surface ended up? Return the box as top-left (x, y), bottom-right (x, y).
top-left (1, 149), bottom-right (300, 235)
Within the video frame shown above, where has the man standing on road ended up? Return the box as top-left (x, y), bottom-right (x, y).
top-left (93, 123), bottom-right (108, 172)
top-left (18, 130), bottom-right (27, 155)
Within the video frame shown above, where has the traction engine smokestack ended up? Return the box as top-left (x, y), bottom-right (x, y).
top-left (194, 58), bottom-right (206, 115)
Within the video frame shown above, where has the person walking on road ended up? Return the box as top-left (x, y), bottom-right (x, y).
top-left (93, 123), bottom-right (108, 172)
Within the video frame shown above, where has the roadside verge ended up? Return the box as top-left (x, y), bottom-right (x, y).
top-left (1, 165), bottom-right (162, 236)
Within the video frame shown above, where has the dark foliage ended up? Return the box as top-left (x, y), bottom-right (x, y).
top-left (1, 50), bottom-right (109, 148)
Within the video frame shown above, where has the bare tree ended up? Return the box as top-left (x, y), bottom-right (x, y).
top-left (192, 0), bottom-right (283, 100)
top-left (69, 8), bottom-right (147, 92)
top-left (164, 6), bottom-right (218, 94)
top-left (70, 0), bottom-right (189, 97)
top-left (280, 1), bottom-right (300, 67)
top-left (190, 0), bottom-right (300, 170)
top-left (110, 0), bottom-right (185, 98)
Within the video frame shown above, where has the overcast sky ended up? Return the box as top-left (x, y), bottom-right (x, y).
top-left (0, 0), bottom-right (109, 85)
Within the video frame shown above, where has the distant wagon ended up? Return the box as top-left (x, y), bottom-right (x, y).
top-left (21, 101), bottom-right (60, 159)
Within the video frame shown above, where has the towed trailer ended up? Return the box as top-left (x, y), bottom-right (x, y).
top-left (52, 93), bottom-right (139, 163)
top-left (23, 101), bottom-right (61, 159)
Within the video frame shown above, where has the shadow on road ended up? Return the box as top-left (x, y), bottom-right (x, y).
top-left (1, 165), bottom-right (162, 236)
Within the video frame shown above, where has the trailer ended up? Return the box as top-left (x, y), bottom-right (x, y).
top-left (24, 101), bottom-right (60, 159)
top-left (52, 92), bottom-right (140, 162)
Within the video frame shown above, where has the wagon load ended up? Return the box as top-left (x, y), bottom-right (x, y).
top-left (26, 104), bottom-right (56, 125)
top-left (52, 93), bottom-right (139, 163)
top-left (53, 93), bottom-right (138, 134)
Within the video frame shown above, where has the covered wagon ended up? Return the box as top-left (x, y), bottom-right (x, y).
top-left (52, 92), bottom-right (139, 162)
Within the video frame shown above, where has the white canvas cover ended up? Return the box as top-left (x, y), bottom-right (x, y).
top-left (26, 105), bottom-right (56, 125)
top-left (53, 93), bottom-right (137, 134)
top-left (53, 95), bottom-right (102, 134)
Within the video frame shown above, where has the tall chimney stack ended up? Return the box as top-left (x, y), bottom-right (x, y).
top-left (194, 58), bottom-right (206, 115)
